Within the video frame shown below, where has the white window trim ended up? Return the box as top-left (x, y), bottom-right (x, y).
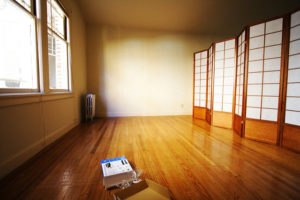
top-left (0, 0), bottom-right (73, 100)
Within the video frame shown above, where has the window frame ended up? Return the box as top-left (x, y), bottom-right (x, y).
top-left (0, 0), bottom-right (72, 95)
top-left (0, 0), bottom-right (40, 93)
top-left (47, 0), bottom-right (71, 92)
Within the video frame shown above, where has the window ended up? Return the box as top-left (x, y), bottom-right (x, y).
top-left (0, 0), bottom-right (71, 94)
top-left (246, 18), bottom-right (283, 121)
top-left (47, 0), bottom-right (70, 90)
top-left (213, 39), bottom-right (236, 112)
top-left (0, 0), bottom-right (38, 91)
top-left (194, 50), bottom-right (207, 107)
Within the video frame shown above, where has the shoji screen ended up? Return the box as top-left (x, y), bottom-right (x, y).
top-left (206, 45), bottom-right (214, 124)
top-left (193, 50), bottom-right (208, 119)
top-left (212, 39), bottom-right (236, 128)
top-left (233, 31), bottom-right (246, 135)
top-left (245, 18), bottom-right (284, 143)
top-left (282, 10), bottom-right (300, 152)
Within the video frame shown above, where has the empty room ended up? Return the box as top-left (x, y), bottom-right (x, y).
top-left (1, 0), bottom-right (300, 199)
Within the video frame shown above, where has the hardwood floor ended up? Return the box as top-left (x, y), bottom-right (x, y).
top-left (1, 116), bottom-right (300, 200)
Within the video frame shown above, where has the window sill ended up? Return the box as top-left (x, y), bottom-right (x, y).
top-left (0, 92), bottom-right (74, 108)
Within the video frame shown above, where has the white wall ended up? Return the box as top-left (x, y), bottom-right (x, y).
top-left (87, 26), bottom-right (222, 117)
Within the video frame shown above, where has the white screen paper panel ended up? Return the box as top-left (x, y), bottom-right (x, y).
top-left (235, 31), bottom-right (245, 116)
top-left (285, 11), bottom-right (300, 126)
top-left (246, 18), bottom-right (283, 121)
top-left (194, 50), bottom-right (208, 107)
top-left (213, 39), bottom-right (236, 113)
top-left (207, 46), bottom-right (213, 109)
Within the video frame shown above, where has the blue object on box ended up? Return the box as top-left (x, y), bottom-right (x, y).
top-left (101, 156), bottom-right (126, 164)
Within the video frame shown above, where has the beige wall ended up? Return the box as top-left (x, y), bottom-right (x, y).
top-left (87, 25), bottom-right (223, 117)
top-left (0, 0), bottom-right (87, 178)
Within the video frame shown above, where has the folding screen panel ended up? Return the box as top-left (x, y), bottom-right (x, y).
top-left (244, 17), bottom-right (284, 144)
top-left (206, 45), bottom-right (214, 124)
top-left (233, 30), bottom-right (247, 135)
top-left (212, 39), bottom-right (236, 128)
top-left (192, 9), bottom-right (300, 152)
top-left (193, 50), bottom-right (208, 119)
top-left (282, 10), bottom-right (300, 152)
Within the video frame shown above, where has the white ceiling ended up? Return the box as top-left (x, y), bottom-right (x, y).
top-left (76, 0), bottom-right (300, 35)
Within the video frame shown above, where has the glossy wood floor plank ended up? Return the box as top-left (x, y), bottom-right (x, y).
top-left (1, 116), bottom-right (300, 200)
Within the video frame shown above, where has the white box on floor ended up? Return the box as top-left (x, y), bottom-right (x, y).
top-left (101, 156), bottom-right (134, 189)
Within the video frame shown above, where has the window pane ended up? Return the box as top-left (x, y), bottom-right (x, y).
top-left (261, 109), bottom-right (277, 121)
top-left (215, 42), bottom-right (224, 51)
top-left (47, 0), bottom-right (52, 27)
top-left (247, 85), bottom-right (262, 95)
top-left (265, 18), bottom-right (282, 34)
top-left (262, 97), bottom-right (278, 109)
top-left (16, 0), bottom-right (31, 12)
top-left (249, 48), bottom-right (264, 61)
top-left (264, 45), bottom-right (281, 59)
top-left (289, 39), bottom-right (300, 55)
top-left (264, 58), bottom-right (281, 71)
top-left (215, 51), bottom-right (224, 60)
top-left (263, 84), bottom-right (279, 96)
top-left (249, 36), bottom-right (264, 49)
top-left (201, 58), bottom-right (207, 65)
top-left (250, 23), bottom-right (265, 37)
top-left (286, 97), bottom-right (300, 111)
top-left (225, 58), bottom-right (235, 67)
top-left (290, 25), bottom-right (300, 41)
top-left (248, 60), bottom-right (263, 72)
top-left (47, 0), bottom-right (65, 38)
top-left (291, 10), bottom-right (300, 27)
top-left (248, 72), bottom-right (262, 84)
top-left (246, 107), bottom-right (260, 119)
top-left (263, 71), bottom-right (280, 84)
top-left (0, 0), bottom-right (37, 89)
top-left (200, 100), bottom-right (205, 107)
top-left (287, 83), bottom-right (300, 97)
top-left (285, 111), bottom-right (300, 126)
top-left (247, 96), bottom-right (261, 107)
top-left (289, 54), bottom-right (300, 69)
top-left (223, 103), bottom-right (232, 112)
top-left (48, 32), bottom-right (68, 89)
top-left (265, 32), bottom-right (282, 46)
top-left (288, 69), bottom-right (300, 83)
top-left (223, 95), bottom-right (232, 103)
top-left (213, 102), bottom-right (222, 111)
